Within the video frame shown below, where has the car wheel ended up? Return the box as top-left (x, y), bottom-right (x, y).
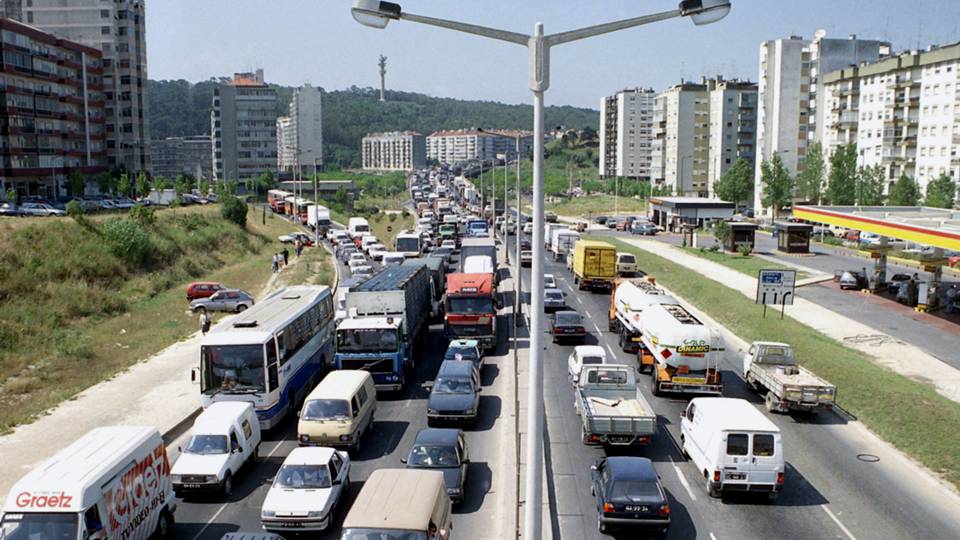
top-left (236, 304), bottom-right (248, 313)
top-left (154, 510), bottom-right (174, 540)
top-left (221, 472), bottom-right (233, 497)
top-left (597, 516), bottom-right (607, 534)
top-left (707, 477), bottom-right (721, 498)
top-left (679, 435), bottom-right (689, 459)
top-left (193, 306), bottom-right (206, 315)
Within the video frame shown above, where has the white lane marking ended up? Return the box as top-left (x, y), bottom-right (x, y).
top-left (191, 437), bottom-right (288, 540)
top-left (593, 322), bottom-right (602, 334)
top-left (576, 296), bottom-right (583, 305)
top-left (669, 456), bottom-right (697, 501)
top-left (710, 533), bottom-right (718, 540)
top-left (821, 505), bottom-right (857, 540)
top-left (585, 311), bottom-right (593, 319)
top-left (605, 344), bottom-right (616, 358)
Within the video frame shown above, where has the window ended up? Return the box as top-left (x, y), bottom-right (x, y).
top-left (101, 27), bottom-right (110, 35)
top-left (351, 397), bottom-right (360, 417)
top-left (726, 434), bottom-right (749, 456)
top-left (241, 419), bottom-right (253, 439)
top-left (753, 434), bottom-right (775, 457)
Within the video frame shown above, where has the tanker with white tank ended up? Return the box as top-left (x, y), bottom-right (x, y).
top-left (639, 302), bottom-right (724, 396)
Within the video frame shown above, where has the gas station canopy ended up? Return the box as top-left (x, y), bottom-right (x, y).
top-left (793, 206), bottom-right (960, 252)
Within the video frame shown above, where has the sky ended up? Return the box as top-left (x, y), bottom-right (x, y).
top-left (147, 0), bottom-right (960, 109)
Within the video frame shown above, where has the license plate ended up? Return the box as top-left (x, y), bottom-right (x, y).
top-left (726, 473), bottom-right (745, 480)
top-left (625, 505), bottom-right (648, 513)
top-left (673, 376), bottom-right (706, 384)
top-left (183, 483), bottom-right (202, 488)
top-left (608, 435), bottom-right (632, 443)
top-left (280, 522), bottom-right (304, 528)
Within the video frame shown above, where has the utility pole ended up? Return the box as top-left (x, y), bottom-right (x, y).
top-left (378, 55), bottom-right (387, 102)
top-left (515, 135), bottom-right (522, 326)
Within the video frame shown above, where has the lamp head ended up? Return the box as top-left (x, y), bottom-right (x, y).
top-left (351, 0), bottom-right (402, 29)
top-left (679, 0), bottom-right (732, 25)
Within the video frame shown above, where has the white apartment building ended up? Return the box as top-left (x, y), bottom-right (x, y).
top-left (289, 84), bottom-right (323, 172)
top-left (362, 131), bottom-right (426, 171)
top-left (426, 129), bottom-right (532, 164)
top-left (652, 81), bottom-right (710, 196)
top-left (599, 88), bottom-right (656, 180)
top-left (276, 117), bottom-right (295, 171)
top-left (755, 32), bottom-right (889, 213)
top-left (707, 79), bottom-right (758, 194)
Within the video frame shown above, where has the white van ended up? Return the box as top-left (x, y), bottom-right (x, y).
top-left (171, 402), bottom-right (261, 497)
top-left (680, 397), bottom-right (784, 500)
top-left (1, 426), bottom-right (176, 539)
top-left (348, 217), bottom-right (371, 237)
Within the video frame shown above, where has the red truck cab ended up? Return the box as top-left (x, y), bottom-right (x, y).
top-left (445, 273), bottom-right (497, 351)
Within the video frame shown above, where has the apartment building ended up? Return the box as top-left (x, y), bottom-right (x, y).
top-left (19, 0), bottom-right (151, 174)
top-left (276, 116), bottom-right (295, 171)
top-left (0, 17), bottom-right (106, 199)
top-left (822, 42), bottom-right (960, 195)
top-left (651, 81), bottom-right (710, 195)
top-left (598, 88), bottom-right (656, 180)
top-left (362, 131), bottom-right (425, 171)
top-left (754, 32), bottom-right (889, 212)
top-left (211, 70), bottom-right (278, 181)
top-left (426, 128), bottom-right (532, 164)
top-left (150, 135), bottom-right (211, 180)
top-left (707, 78), bottom-right (758, 191)
top-left (283, 84), bottom-right (323, 174)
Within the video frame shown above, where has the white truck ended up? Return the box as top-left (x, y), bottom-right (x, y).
top-left (608, 277), bottom-right (675, 355)
top-left (743, 341), bottom-right (837, 414)
top-left (574, 364), bottom-right (657, 447)
top-left (550, 228), bottom-right (580, 262)
top-left (543, 223), bottom-right (565, 249)
top-left (306, 204), bottom-right (331, 232)
top-left (640, 302), bottom-right (724, 396)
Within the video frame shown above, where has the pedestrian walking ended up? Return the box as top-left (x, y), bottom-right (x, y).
top-left (272, 253), bottom-right (279, 273)
top-left (199, 311), bottom-right (211, 335)
top-left (295, 239), bottom-right (303, 258)
top-left (283, 248), bottom-right (289, 266)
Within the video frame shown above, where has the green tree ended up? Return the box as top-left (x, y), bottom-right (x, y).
top-left (68, 171), bottom-right (85, 197)
top-left (96, 172), bottom-right (115, 195)
top-left (713, 158), bottom-right (754, 209)
top-left (5, 187), bottom-right (15, 204)
top-left (153, 177), bottom-right (171, 191)
top-left (826, 143), bottom-right (857, 205)
top-left (712, 220), bottom-right (732, 249)
top-left (796, 141), bottom-right (825, 203)
top-left (856, 164), bottom-right (885, 206)
top-left (198, 178), bottom-right (211, 197)
top-left (220, 196), bottom-right (248, 227)
top-left (116, 173), bottom-right (132, 198)
top-left (135, 172), bottom-right (150, 198)
top-left (923, 173), bottom-right (957, 208)
top-left (65, 200), bottom-right (83, 221)
top-left (888, 173), bottom-right (922, 206)
top-left (760, 153), bottom-right (795, 219)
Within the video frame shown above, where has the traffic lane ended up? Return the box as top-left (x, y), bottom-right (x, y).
top-left (170, 323), bottom-right (508, 539)
top-left (544, 258), bottom-right (960, 540)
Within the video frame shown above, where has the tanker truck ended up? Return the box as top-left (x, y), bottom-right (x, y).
top-left (639, 302), bottom-right (724, 396)
top-left (608, 277), bottom-right (676, 354)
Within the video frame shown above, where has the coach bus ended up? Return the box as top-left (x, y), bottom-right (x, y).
top-left (268, 189), bottom-right (292, 213)
top-left (196, 285), bottom-right (335, 430)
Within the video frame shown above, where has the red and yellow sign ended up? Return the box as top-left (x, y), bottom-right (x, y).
top-left (793, 207), bottom-right (960, 252)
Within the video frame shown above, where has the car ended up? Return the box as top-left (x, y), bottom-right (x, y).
top-left (279, 231), bottom-right (314, 246)
top-left (545, 211), bottom-right (559, 223)
top-left (427, 360), bottom-right (481, 427)
top-left (520, 238), bottom-right (532, 251)
top-left (401, 428), bottom-right (470, 504)
top-left (19, 202), bottom-right (66, 216)
top-left (367, 243), bottom-right (387, 260)
top-left (348, 258), bottom-right (369, 272)
top-left (186, 281), bottom-right (225, 301)
top-left (352, 265), bottom-right (374, 278)
top-left (544, 288), bottom-right (566, 313)
top-left (523, 223), bottom-right (534, 235)
top-left (520, 250), bottom-right (533, 267)
top-left (339, 245), bottom-right (359, 262)
top-left (441, 239), bottom-right (457, 250)
top-left (544, 273), bottom-right (557, 289)
top-left (606, 217), bottom-right (622, 229)
top-left (593, 216), bottom-right (609, 225)
top-left (631, 222), bottom-right (658, 236)
top-left (190, 289), bottom-right (254, 314)
top-left (567, 345), bottom-right (608, 385)
top-left (616, 252), bottom-right (638, 275)
top-left (838, 270), bottom-right (867, 290)
top-left (591, 457), bottom-right (670, 535)
top-left (0, 202), bottom-right (23, 216)
top-left (260, 447), bottom-right (350, 533)
top-left (444, 339), bottom-right (483, 370)
top-left (113, 197), bottom-right (136, 209)
top-left (550, 310), bottom-right (586, 344)
top-left (430, 246), bottom-right (454, 265)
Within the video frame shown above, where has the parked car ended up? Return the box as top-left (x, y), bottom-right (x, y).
top-left (631, 222), bottom-right (658, 236)
top-left (114, 197), bottom-right (136, 209)
top-left (279, 231), bottom-right (314, 246)
top-left (550, 310), bottom-right (586, 344)
top-left (190, 289), bottom-right (254, 313)
top-left (401, 428), bottom-right (470, 504)
top-left (606, 217), bottom-right (623, 229)
top-left (545, 211), bottom-right (559, 223)
top-left (592, 457), bottom-right (670, 535)
top-left (593, 215), bottom-right (609, 225)
top-left (427, 360), bottom-right (481, 427)
top-left (444, 339), bottom-right (483, 370)
top-left (838, 270), bottom-right (868, 290)
top-left (520, 250), bottom-right (533, 267)
top-left (544, 288), bottom-right (567, 313)
top-left (19, 202), bottom-right (65, 216)
top-left (0, 202), bottom-right (22, 216)
top-left (186, 281), bottom-right (226, 301)
top-left (260, 447), bottom-right (351, 533)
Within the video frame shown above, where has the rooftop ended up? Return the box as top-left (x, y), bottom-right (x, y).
top-left (793, 205), bottom-right (960, 251)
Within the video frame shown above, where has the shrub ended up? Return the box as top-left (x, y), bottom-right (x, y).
top-left (220, 196), bottom-right (248, 227)
top-left (128, 204), bottom-right (156, 227)
top-left (53, 328), bottom-right (94, 359)
top-left (65, 200), bottom-right (85, 224)
top-left (737, 243), bottom-right (753, 257)
top-left (102, 218), bottom-right (152, 266)
top-left (388, 212), bottom-right (398, 222)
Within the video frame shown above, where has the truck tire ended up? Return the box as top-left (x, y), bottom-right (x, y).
top-left (651, 370), bottom-right (662, 397)
top-left (581, 425), bottom-right (592, 445)
top-left (154, 509), bottom-right (174, 539)
top-left (764, 392), bottom-right (779, 413)
top-left (221, 472), bottom-right (233, 497)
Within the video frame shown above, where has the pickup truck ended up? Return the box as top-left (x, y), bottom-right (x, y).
top-left (574, 364), bottom-right (657, 447)
top-left (743, 341), bottom-right (837, 414)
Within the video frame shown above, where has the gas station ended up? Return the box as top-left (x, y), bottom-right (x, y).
top-left (793, 205), bottom-right (960, 312)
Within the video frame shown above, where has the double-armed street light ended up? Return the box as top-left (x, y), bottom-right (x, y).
top-left (348, 2), bottom-right (732, 538)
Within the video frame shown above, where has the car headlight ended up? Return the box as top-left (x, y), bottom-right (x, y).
top-left (307, 510), bottom-right (326, 519)
top-left (428, 408), bottom-right (439, 415)
top-left (205, 475), bottom-right (218, 483)
top-left (339, 434), bottom-right (352, 442)
top-left (262, 510), bottom-right (276, 518)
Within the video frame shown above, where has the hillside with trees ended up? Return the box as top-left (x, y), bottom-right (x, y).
top-left (148, 80), bottom-right (598, 169)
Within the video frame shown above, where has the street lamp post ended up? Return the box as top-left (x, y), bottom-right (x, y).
top-left (349, 2), bottom-right (731, 538)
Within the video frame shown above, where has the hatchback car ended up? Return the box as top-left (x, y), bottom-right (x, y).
top-left (191, 289), bottom-right (254, 313)
top-left (186, 281), bottom-right (225, 301)
top-left (544, 288), bottom-right (566, 313)
top-left (427, 360), bottom-right (481, 427)
top-left (444, 339), bottom-right (483, 370)
top-left (261, 447), bottom-right (350, 533)
top-left (401, 428), bottom-right (470, 504)
top-left (591, 457), bottom-right (670, 535)
top-left (544, 274), bottom-right (557, 289)
top-left (550, 311), bottom-right (586, 344)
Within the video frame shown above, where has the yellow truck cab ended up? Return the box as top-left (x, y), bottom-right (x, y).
top-left (298, 370), bottom-right (376, 453)
top-left (572, 240), bottom-right (617, 291)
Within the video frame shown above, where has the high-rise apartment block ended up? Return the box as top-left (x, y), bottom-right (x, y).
top-left (822, 42), bottom-right (960, 196)
top-left (0, 17), bottom-right (106, 199)
top-left (287, 84), bottom-right (323, 174)
top-left (599, 88), bottom-right (656, 180)
top-left (20, 0), bottom-right (151, 174)
top-left (362, 131), bottom-right (425, 171)
top-left (276, 116), bottom-right (295, 172)
top-left (150, 136), bottom-right (212, 180)
top-left (426, 128), bottom-right (533, 165)
top-left (707, 79), bottom-right (758, 188)
top-left (211, 70), bottom-right (278, 181)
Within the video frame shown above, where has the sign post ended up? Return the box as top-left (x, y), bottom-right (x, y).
top-left (756, 269), bottom-right (797, 319)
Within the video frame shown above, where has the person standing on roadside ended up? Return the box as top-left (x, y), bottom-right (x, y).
top-left (199, 311), bottom-right (211, 335)
top-left (283, 248), bottom-right (290, 266)
top-left (295, 238), bottom-right (303, 258)
top-left (272, 252), bottom-right (279, 273)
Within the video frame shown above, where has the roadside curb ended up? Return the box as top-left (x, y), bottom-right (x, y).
top-left (162, 407), bottom-right (202, 445)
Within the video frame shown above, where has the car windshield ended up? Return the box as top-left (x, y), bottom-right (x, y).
top-left (433, 376), bottom-right (473, 394)
top-left (448, 297), bottom-right (493, 314)
top-left (555, 313), bottom-right (582, 326)
top-left (408, 444), bottom-right (460, 467)
top-left (302, 399), bottom-right (351, 420)
top-left (200, 344), bottom-right (266, 394)
top-left (619, 255), bottom-right (636, 263)
top-left (545, 291), bottom-right (564, 301)
top-left (0, 513), bottom-right (78, 539)
top-left (274, 464), bottom-right (331, 489)
top-left (337, 328), bottom-right (399, 353)
top-left (341, 530), bottom-right (426, 540)
top-left (397, 238), bottom-right (420, 252)
top-left (445, 347), bottom-right (479, 361)
top-left (582, 356), bottom-right (604, 365)
top-left (609, 479), bottom-right (661, 502)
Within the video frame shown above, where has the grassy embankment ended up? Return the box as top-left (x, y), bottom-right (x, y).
top-left (545, 194), bottom-right (647, 218)
top-left (592, 236), bottom-right (960, 489)
top-left (680, 247), bottom-right (809, 280)
top-left (0, 205), bottom-right (330, 431)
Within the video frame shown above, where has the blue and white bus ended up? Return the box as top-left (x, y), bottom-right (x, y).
top-left (198, 286), bottom-right (335, 430)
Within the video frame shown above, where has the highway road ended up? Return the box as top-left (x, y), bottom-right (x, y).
top-left (513, 234), bottom-right (960, 540)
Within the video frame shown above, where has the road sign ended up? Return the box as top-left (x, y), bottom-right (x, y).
top-left (756, 269), bottom-right (796, 306)
top-left (387, 225), bottom-right (393, 233)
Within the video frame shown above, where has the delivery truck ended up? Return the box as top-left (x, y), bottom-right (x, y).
top-left (572, 240), bottom-right (617, 292)
top-left (306, 203), bottom-right (331, 233)
top-left (459, 237), bottom-right (497, 272)
top-left (550, 228), bottom-right (580, 262)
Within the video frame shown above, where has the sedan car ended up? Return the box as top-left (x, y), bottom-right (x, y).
top-left (444, 339), bottom-right (483, 370)
top-left (544, 288), bottom-right (566, 313)
top-left (592, 457), bottom-right (670, 535)
top-left (520, 238), bottom-right (532, 251)
top-left (427, 360), bottom-right (481, 427)
top-left (279, 231), bottom-right (314, 246)
top-left (19, 202), bottom-right (65, 216)
top-left (544, 274), bottom-right (558, 289)
top-left (568, 345), bottom-right (608, 385)
top-left (522, 223), bottom-right (534, 235)
top-left (550, 311), bottom-right (586, 344)
top-left (348, 258), bottom-right (369, 272)
top-left (401, 428), bottom-right (470, 504)
top-left (190, 289), bottom-right (254, 314)
top-left (593, 215), bottom-right (609, 225)
top-left (0, 202), bottom-right (23, 216)
top-left (631, 222), bottom-right (658, 236)
top-left (261, 447), bottom-right (350, 533)
top-left (544, 211), bottom-right (559, 223)
top-left (520, 250), bottom-right (533, 267)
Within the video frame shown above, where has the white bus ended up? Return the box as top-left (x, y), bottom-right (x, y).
top-left (348, 217), bottom-right (371, 237)
top-left (197, 285), bottom-right (335, 430)
top-left (395, 230), bottom-right (422, 257)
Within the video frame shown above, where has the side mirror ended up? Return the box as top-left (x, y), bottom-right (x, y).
top-left (400, 457), bottom-right (408, 464)
top-left (265, 477), bottom-right (275, 484)
top-left (680, 409), bottom-right (687, 419)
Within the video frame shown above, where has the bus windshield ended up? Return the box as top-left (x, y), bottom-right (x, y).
top-left (1, 513), bottom-right (79, 540)
top-left (337, 328), bottom-right (400, 353)
top-left (200, 344), bottom-right (266, 394)
top-left (396, 237), bottom-right (420, 253)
